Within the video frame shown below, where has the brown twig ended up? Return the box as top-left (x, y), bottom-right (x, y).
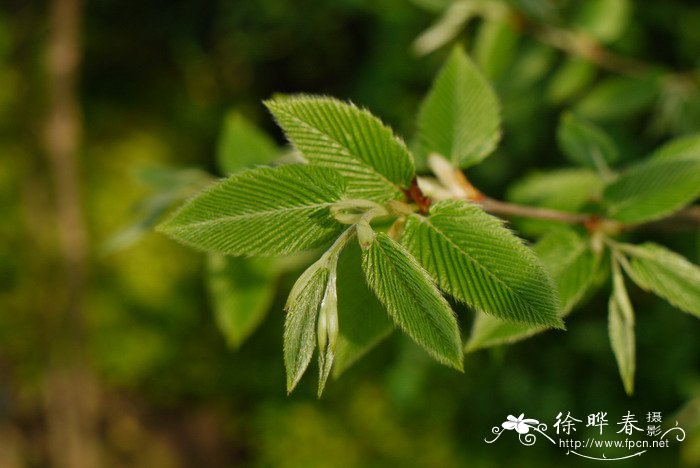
top-left (404, 177), bottom-right (431, 214)
top-left (451, 169), bottom-right (700, 232)
top-left (478, 197), bottom-right (590, 224)
top-left (43, 0), bottom-right (100, 466)
top-left (481, 196), bottom-right (700, 232)
top-left (521, 18), bottom-right (653, 78)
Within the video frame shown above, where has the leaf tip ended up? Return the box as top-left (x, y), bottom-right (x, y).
top-left (553, 317), bottom-right (567, 330)
top-left (154, 217), bottom-right (176, 237)
top-left (449, 42), bottom-right (467, 59)
top-left (286, 375), bottom-right (301, 395)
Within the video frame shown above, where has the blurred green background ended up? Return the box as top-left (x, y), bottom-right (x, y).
top-left (1, 0), bottom-right (699, 466)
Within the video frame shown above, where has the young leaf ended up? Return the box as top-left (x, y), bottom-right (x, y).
top-left (609, 257), bottom-right (635, 395)
top-left (574, 76), bottom-right (659, 122)
top-left (650, 132), bottom-right (700, 162)
top-left (102, 168), bottom-right (213, 254)
top-left (621, 243), bottom-right (700, 318)
top-left (557, 112), bottom-right (618, 172)
top-left (473, 18), bottom-right (519, 80)
top-left (333, 241), bottom-right (393, 379)
top-left (507, 169), bottom-right (602, 221)
top-left (217, 112), bottom-right (278, 174)
top-left (362, 232), bottom-right (463, 370)
top-left (603, 158), bottom-right (700, 223)
top-left (465, 228), bottom-right (598, 351)
top-left (506, 168), bottom-right (603, 234)
top-left (206, 254), bottom-right (277, 348)
top-left (546, 57), bottom-right (596, 104)
top-left (316, 265), bottom-right (338, 396)
top-left (412, 0), bottom-right (476, 56)
top-left (401, 200), bottom-right (562, 328)
top-left (466, 314), bottom-right (544, 352)
top-left (535, 229), bottom-right (600, 315)
top-left (158, 165), bottom-right (346, 256)
top-left (416, 46), bottom-right (501, 168)
top-left (284, 266), bottom-right (329, 392)
top-left (265, 96), bottom-right (415, 203)
top-left (506, 43), bottom-right (556, 91)
top-left (573, 0), bottom-right (631, 43)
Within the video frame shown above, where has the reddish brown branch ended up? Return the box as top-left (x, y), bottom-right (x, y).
top-left (451, 170), bottom-right (700, 232)
top-left (404, 177), bottom-right (432, 214)
top-left (478, 196), bottom-right (700, 232)
top-left (44, 0), bottom-right (100, 466)
top-left (510, 11), bottom-right (657, 79)
top-left (478, 197), bottom-right (590, 224)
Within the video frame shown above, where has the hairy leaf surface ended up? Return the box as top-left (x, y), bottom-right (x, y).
top-left (266, 96), bottom-right (415, 202)
top-left (284, 267), bottom-right (329, 392)
top-left (417, 46), bottom-right (501, 168)
top-left (402, 200), bottom-right (561, 327)
top-left (158, 165), bottom-right (346, 256)
top-left (466, 228), bottom-right (596, 350)
top-left (333, 241), bottom-right (393, 378)
top-left (362, 232), bottom-right (463, 370)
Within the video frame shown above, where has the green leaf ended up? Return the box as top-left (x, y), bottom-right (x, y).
top-left (511, 171), bottom-right (600, 207)
top-left (507, 167), bottom-right (602, 216)
top-left (473, 18), bottom-right (519, 80)
top-left (103, 167), bottom-right (214, 254)
top-left (362, 232), bottom-right (463, 370)
top-left (505, 43), bottom-right (557, 91)
top-left (547, 57), bottom-right (596, 104)
top-left (609, 257), bottom-right (635, 395)
top-left (216, 112), bottom-right (278, 174)
top-left (417, 46), bottom-right (501, 168)
top-left (333, 241), bottom-right (393, 379)
top-left (557, 112), bottom-right (619, 171)
top-left (575, 76), bottom-right (659, 122)
top-left (158, 165), bottom-right (346, 256)
top-left (206, 254), bottom-right (277, 348)
top-left (412, 1), bottom-right (476, 55)
top-left (535, 228), bottom-right (600, 315)
top-left (137, 166), bottom-right (213, 191)
top-left (408, 0), bottom-right (454, 13)
top-left (603, 159), bottom-right (700, 223)
top-left (465, 314), bottom-right (544, 352)
top-left (401, 200), bottom-right (562, 328)
top-left (265, 96), bottom-right (415, 203)
top-left (650, 132), bottom-right (700, 162)
top-left (286, 227), bottom-right (356, 396)
top-left (573, 0), bottom-right (631, 43)
top-left (621, 243), bottom-right (700, 318)
top-left (316, 265), bottom-right (338, 397)
top-left (284, 266), bottom-right (329, 392)
top-left (465, 228), bottom-right (597, 351)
